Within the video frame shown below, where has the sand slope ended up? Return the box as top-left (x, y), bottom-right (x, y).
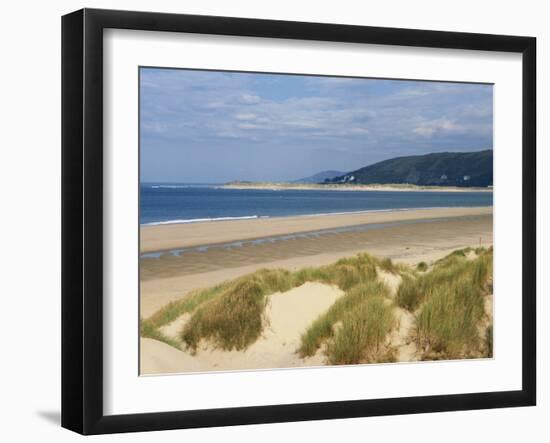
top-left (140, 338), bottom-right (204, 374)
top-left (141, 282), bottom-right (344, 375)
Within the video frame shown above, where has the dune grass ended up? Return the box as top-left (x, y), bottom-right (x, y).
top-left (141, 247), bottom-right (492, 363)
top-left (326, 295), bottom-right (395, 364)
top-left (396, 247), bottom-right (492, 312)
top-left (293, 253), bottom-right (378, 290)
top-left (180, 269), bottom-right (294, 351)
top-left (416, 261), bottom-right (428, 272)
top-left (395, 274), bottom-right (422, 311)
top-left (142, 254), bottom-right (384, 353)
top-left (378, 257), bottom-right (397, 274)
top-left (412, 248), bottom-right (493, 359)
top-left (146, 282), bottom-right (232, 330)
top-left (181, 279), bottom-right (268, 352)
top-left (433, 247), bottom-right (473, 266)
top-left (416, 278), bottom-right (484, 359)
top-left (140, 319), bottom-right (180, 349)
top-left (180, 256), bottom-right (383, 352)
top-left (298, 280), bottom-right (390, 359)
top-left (376, 257), bottom-right (411, 275)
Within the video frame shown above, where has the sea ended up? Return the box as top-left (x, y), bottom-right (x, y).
top-left (140, 183), bottom-right (493, 226)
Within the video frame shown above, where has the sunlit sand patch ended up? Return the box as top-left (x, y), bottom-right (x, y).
top-left (158, 313), bottom-right (190, 343)
top-left (142, 282), bottom-right (344, 375)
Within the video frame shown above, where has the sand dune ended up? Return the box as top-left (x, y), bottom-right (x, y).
top-left (140, 338), bottom-right (204, 374)
top-left (140, 206), bottom-right (493, 374)
top-left (141, 247), bottom-right (493, 374)
top-left (140, 211), bottom-right (492, 316)
top-left (141, 282), bottom-right (344, 375)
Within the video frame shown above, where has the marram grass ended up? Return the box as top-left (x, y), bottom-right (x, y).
top-left (415, 278), bottom-right (484, 359)
top-left (413, 248), bottom-right (493, 360)
top-left (180, 256), bottom-right (380, 352)
top-left (141, 247), bottom-right (492, 363)
top-left (181, 269), bottom-right (294, 351)
top-left (146, 282), bottom-right (231, 329)
top-left (396, 248), bottom-right (492, 312)
top-left (298, 280), bottom-right (389, 358)
top-left (140, 319), bottom-right (181, 349)
top-left (326, 295), bottom-right (394, 365)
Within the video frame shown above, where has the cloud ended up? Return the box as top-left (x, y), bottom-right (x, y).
top-left (139, 68), bottom-right (493, 181)
top-left (238, 123), bottom-right (263, 130)
top-left (234, 113), bottom-right (257, 121)
top-left (350, 127), bottom-right (370, 135)
top-left (282, 120), bottom-right (323, 129)
top-left (240, 94), bottom-right (261, 104)
top-left (413, 118), bottom-right (460, 137)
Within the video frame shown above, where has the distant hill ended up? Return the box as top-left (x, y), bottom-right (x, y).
top-left (293, 170), bottom-right (346, 184)
top-left (325, 150), bottom-right (493, 187)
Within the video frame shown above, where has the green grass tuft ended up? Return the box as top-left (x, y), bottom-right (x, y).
top-left (413, 249), bottom-right (493, 359)
top-left (298, 280), bottom-right (389, 357)
top-left (397, 248), bottom-right (492, 312)
top-left (416, 261), bottom-right (428, 272)
top-left (433, 247), bottom-right (473, 268)
top-left (180, 269), bottom-right (294, 351)
top-left (292, 253), bottom-right (378, 290)
top-left (378, 257), bottom-right (396, 273)
top-left (326, 296), bottom-right (394, 364)
top-left (395, 274), bottom-right (423, 311)
top-left (140, 319), bottom-right (181, 349)
top-left (416, 277), bottom-right (484, 359)
top-left (146, 283), bottom-right (231, 329)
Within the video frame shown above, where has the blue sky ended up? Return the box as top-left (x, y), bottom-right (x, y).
top-left (140, 68), bottom-right (493, 183)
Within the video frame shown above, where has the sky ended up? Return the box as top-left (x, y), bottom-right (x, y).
top-left (140, 68), bottom-right (493, 183)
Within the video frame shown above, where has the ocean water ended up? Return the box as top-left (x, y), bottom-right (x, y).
top-left (140, 183), bottom-right (493, 225)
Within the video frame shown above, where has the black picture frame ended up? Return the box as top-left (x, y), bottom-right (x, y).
top-left (61, 8), bottom-right (536, 435)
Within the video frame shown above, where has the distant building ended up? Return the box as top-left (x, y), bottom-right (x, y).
top-left (340, 175), bottom-right (355, 183)
top-left (440, 174), bottom-right (448, 180)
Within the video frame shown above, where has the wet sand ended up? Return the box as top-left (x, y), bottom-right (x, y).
top-left (140, 206), bottom-right (492, 253)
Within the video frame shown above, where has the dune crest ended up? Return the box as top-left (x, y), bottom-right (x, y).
top-left (141, 282), bottom-right (344, 375)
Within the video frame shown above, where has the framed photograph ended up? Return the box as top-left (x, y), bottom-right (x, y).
top-left (61, 8), bottom-right (536, 435)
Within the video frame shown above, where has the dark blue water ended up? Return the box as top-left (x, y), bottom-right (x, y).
top-left (140, 183), bottom-right (493, 225)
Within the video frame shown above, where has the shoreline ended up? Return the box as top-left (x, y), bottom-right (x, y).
top-left (140, 206), bottom-right (492, 254)
top-left (141, 215), bottom-right (483, 259)
top-left (220, 182), bottom-right (493, 193)
top-left (142, 205), bottom-right (490, 227)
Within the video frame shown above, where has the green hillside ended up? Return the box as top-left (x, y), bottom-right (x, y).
top-left (325, 150), bottom-right (492, 187)
top-left (293, 170), bottom-right (345, 183)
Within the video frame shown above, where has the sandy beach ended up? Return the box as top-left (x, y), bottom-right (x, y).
top-left (140, 206), bottom-right (493, 375)
top-left (141, 206), bottom-right (492, 253)
top-left (140, 207), bottom-right (492, 315)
